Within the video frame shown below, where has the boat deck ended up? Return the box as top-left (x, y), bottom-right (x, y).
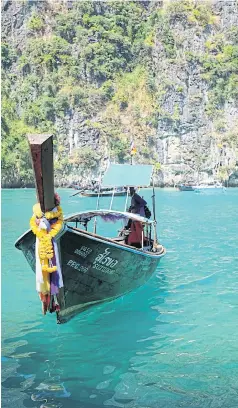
top-left (67, 225), bottom-right (164, 256)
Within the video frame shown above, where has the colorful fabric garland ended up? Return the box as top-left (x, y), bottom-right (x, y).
top-left (30, 200), bottom-right (64, 315)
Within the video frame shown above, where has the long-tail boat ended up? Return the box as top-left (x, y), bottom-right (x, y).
top-left (80, 188), bottom-right (126, 197)
top-left (178, 184), bottom-right (195, 191)
top-left (15, 134), bottom-right (166, 324)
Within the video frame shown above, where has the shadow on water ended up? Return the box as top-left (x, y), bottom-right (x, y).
top-left (2, 269), bottom-right (169, 408)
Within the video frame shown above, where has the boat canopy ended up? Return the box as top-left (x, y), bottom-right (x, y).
top-left (64, 210), bottom-right (154, 225)
top-left (102, 164), bottom-right (153, 187)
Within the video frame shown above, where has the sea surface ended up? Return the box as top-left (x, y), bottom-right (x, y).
top-left (2, 188), bottom-right (238, 408)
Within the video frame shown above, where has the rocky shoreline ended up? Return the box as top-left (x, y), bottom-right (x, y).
top-left (2, 172), bottom-right (238, 189)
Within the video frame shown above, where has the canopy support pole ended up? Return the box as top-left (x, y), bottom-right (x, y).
top-left (109, 187), bottom-right (115, 210)
top-left (94, 177), bottom-right (101, 234)
top-left (152, 176), bottom-right (158, 247)
top-left (124, 187), bottom-right (130, 212)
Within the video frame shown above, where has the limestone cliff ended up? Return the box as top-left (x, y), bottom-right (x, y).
top-left (152, 0), bottom-right (238, 186)
top-left (1, 0), bottom-right (238, 187)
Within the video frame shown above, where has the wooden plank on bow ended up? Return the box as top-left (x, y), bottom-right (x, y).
top-left (27, 133), bottom-right (55, 213)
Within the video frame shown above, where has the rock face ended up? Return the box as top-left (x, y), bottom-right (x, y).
top-left (152, 0), bottom-right (238, 186)
top-left (229, 170), bottom-right (238, 187)
top-left (1, 0), bottom-right (238, 187)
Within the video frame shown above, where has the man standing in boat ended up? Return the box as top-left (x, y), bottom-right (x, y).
top-left (129, 187), bottom-right (147, 217)
top-left (124, 187), bottom-right (147, 247)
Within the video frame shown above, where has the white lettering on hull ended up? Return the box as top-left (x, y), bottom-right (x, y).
top-left (68, 248), bottom-right (119, 276)
top-left (94, 248), bottom-right (118, 269)
top-left (67, 259), bottom-right (88, 273)
top-left (74, 246), bottom-right (92, 258)
top-left (92, 263), bottom-right (114, 275)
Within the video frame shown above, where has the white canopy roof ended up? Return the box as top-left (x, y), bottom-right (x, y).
top-left (102, 164), bottom-right (153, 187)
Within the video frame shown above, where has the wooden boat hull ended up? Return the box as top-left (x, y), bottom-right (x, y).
top-left (15, 226), bottom-right (165, 323)
top-left (81, 191), bottom-right (126, 197)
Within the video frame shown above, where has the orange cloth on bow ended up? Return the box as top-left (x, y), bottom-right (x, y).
top-left (128, 221), bottom-right (143, 246)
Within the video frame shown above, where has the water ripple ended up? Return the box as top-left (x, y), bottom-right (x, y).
top-left (2, 188), bottom-right (238, 408)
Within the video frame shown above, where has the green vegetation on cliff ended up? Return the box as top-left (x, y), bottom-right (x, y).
top-left (1, 0), bottom-right (238, 187)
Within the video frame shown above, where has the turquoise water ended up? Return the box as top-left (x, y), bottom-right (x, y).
top-left (2, 188), bottom-right (238, 408)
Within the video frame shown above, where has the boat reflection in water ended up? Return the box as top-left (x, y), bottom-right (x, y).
top-left (15, 135), bottom-right (166, 324)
